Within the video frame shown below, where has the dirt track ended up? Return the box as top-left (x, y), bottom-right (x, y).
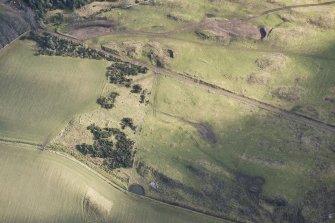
top-left (247, 1), bottom-right (335, 20)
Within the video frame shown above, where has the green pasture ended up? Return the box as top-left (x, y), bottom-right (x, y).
top-left (86, 31), bottom-right (335, 125)
top-left (137, 77), bottom-right (335, 202)
top-left (0, 40), bottom-right (108, 143)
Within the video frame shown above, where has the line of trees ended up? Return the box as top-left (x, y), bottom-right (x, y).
top-left (25, 32), bottom-right (120, 61)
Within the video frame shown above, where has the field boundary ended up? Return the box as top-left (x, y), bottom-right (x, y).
top-left (0, 139), bottom-right (235, 223)
top-left (50, 149), bottom-right (238, 222)
top-left (0, 30), bottom-right (29, 53)
top-left (0, 136), bottom-right (41, 147)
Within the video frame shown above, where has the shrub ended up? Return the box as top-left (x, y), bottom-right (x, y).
top-left (97, 92), bottom-right (119, 109)
top-left (131, 84), bottom-right (142, 94)
top-left (120, 117), bottom-right (136, 131)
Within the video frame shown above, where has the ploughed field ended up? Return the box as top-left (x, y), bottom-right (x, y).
top-left (0, 142), bottom-right (224, 223)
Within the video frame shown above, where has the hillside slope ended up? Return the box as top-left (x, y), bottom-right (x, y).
top-left (0, 1), bottom-right (36, 48)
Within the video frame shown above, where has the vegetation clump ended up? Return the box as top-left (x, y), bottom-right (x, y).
top-left (247, 72), bottom-right (270, 85)
top-left (25, 32), bottom-right (120, 61)
top-left (105, 62), bottom-right (147, 86)
top-left (97, 92), bottom-right (119, 109)
top-left (131, 84), bottom-right (142, 93)
top-left (139, 89), bottom-right (149, 104)
top-left (255, 54), bottom-right (288, 71)
top-left (120, 117), bottom-right (137, 131)
top-left (76, 124), bottom-right (135, 169)
top-left (272, 86), bottom-right (303, 102)
top-left (47, 12), bottom-right (64, 25)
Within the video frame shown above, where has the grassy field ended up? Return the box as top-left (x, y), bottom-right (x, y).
top-left (0, 142), bottom-right (226, 223)
top-left (66, 0), bottom-right (281, 34)
top-left (163, 37), bottom-right (335, 124)
top-left (135, 76), bottom-right (335, 221)
top-left (138, 76), bottom-right (335, 200)
top-left (87, 22), bottom-right (335, 125)
top-left (0, 40), bottom-right (108, 143)
top-left (78, 3), bottom-right (335, 220)
top-left (1, 1), bottom-right (334, 222)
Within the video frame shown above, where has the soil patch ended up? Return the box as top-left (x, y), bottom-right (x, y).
top-left (196, 19), bottom-right (261, 42)
top-left (68, 20), bottom-right (117, 40)
top-left (69, 27), bottom-right (115, 40)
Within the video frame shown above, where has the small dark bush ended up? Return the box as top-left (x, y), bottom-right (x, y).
top-left (131, 84), bottom-right (142, 94)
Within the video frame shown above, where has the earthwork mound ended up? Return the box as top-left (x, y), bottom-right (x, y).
top-left (196, 19), bottom-right (262, 43)
top-left (83, 188), bottom-right (113, 219)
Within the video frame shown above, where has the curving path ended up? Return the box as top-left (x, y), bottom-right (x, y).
top-left (247, 1), bottom-right (335, 20)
